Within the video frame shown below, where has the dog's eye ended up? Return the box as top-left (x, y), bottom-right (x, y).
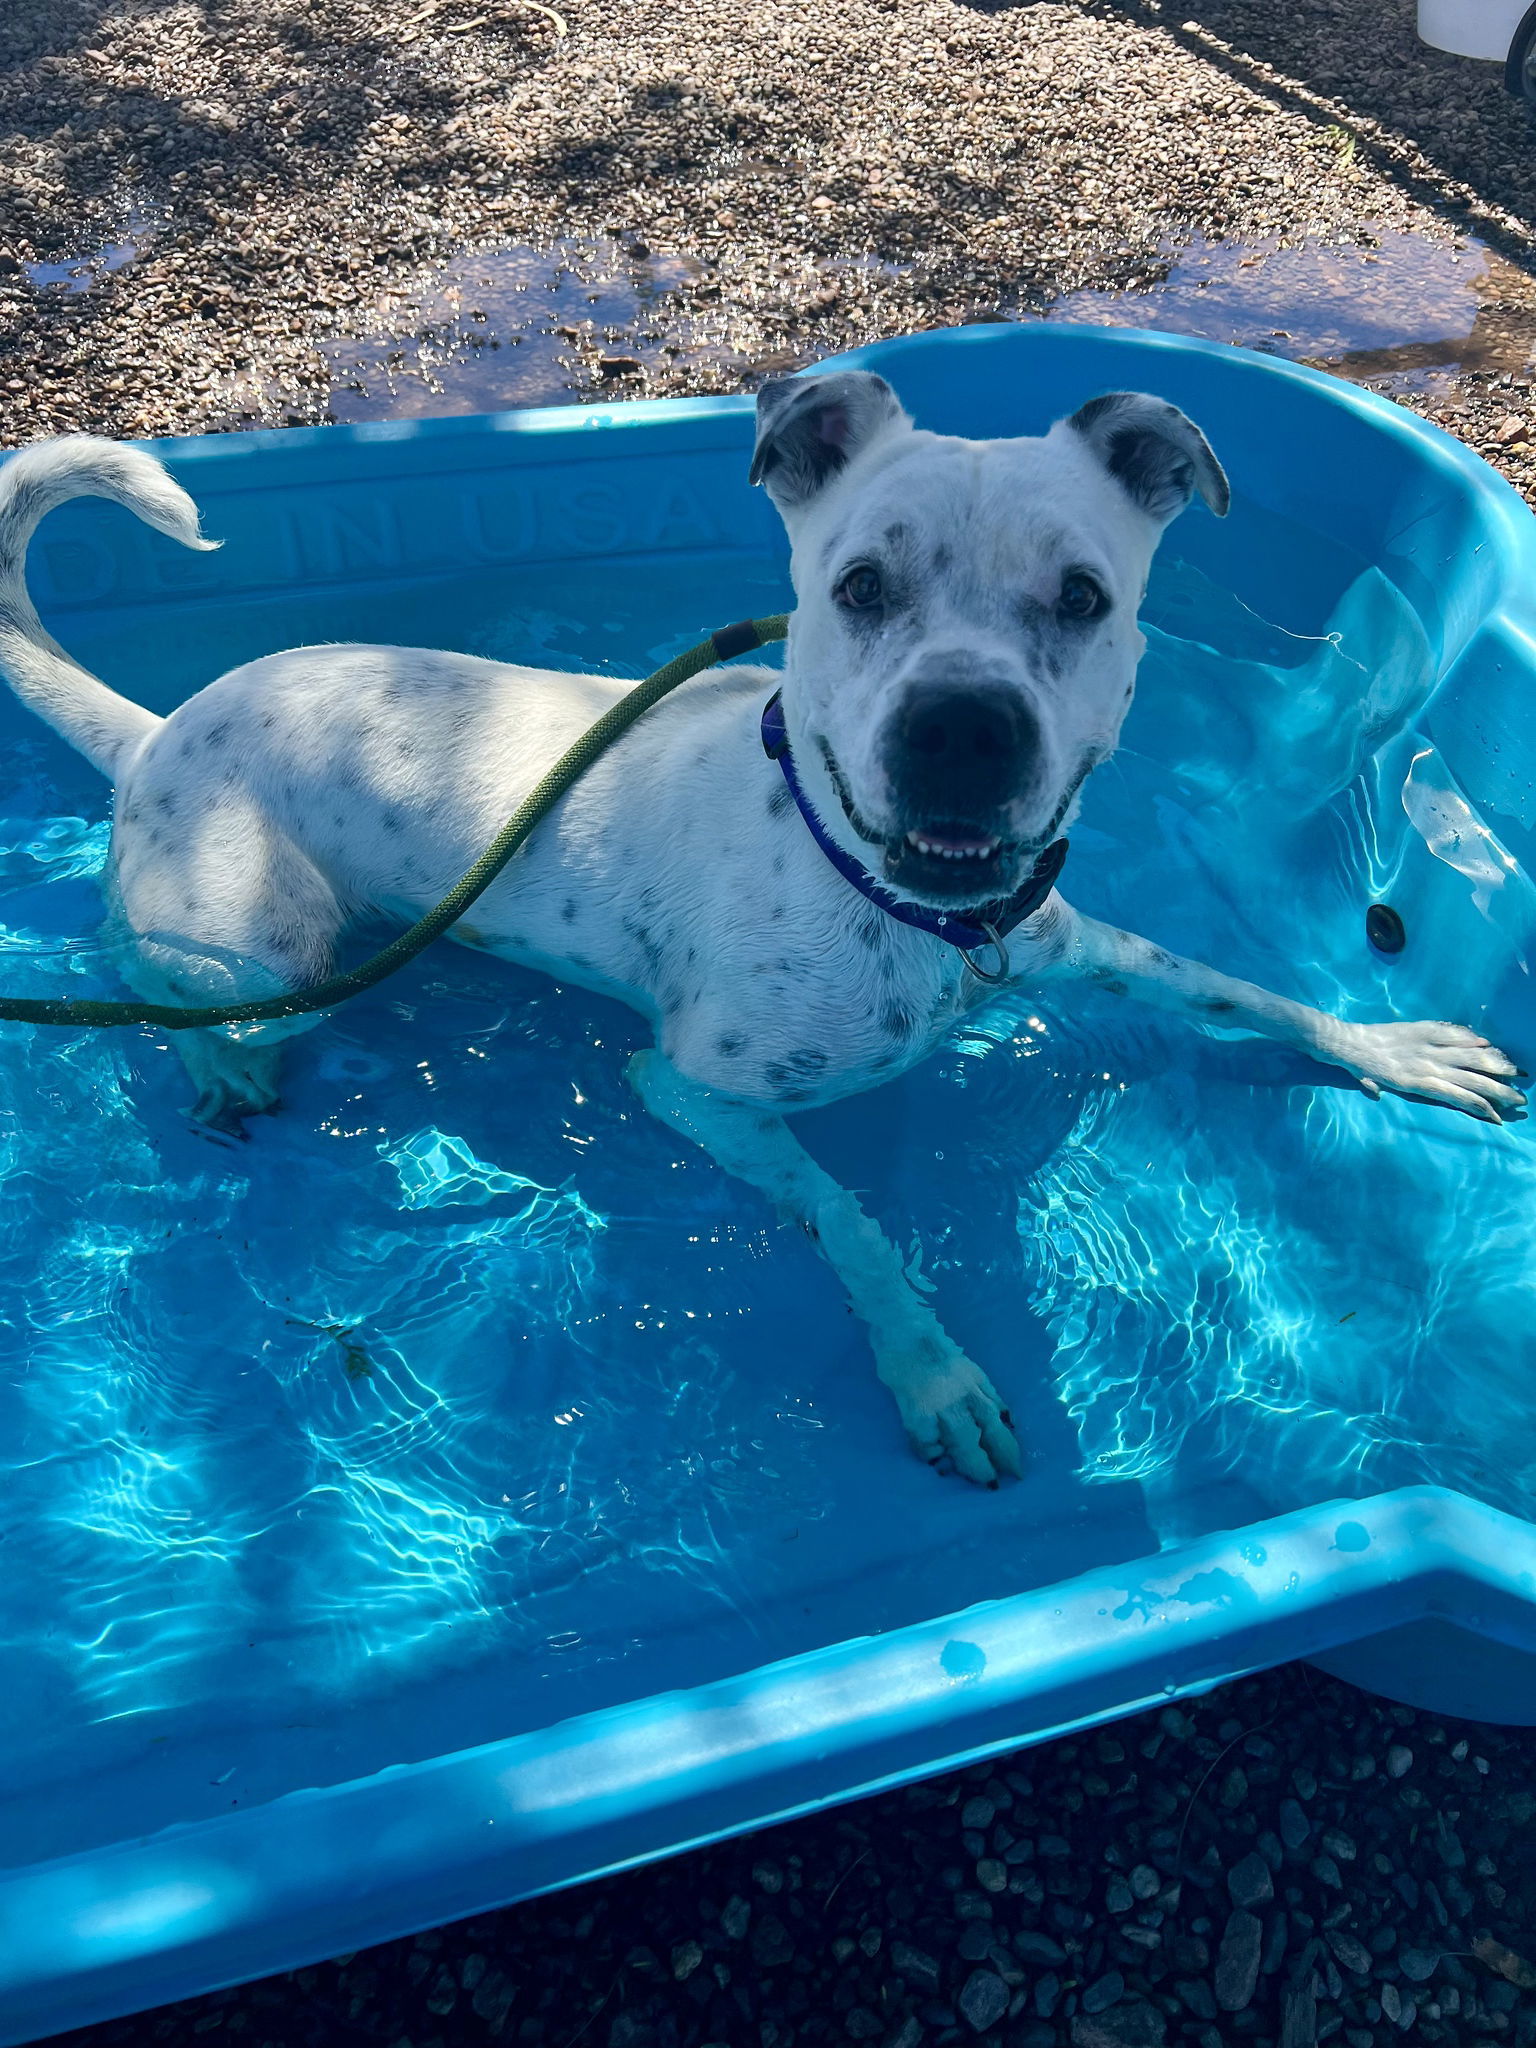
top-left (835, 565), bottom-right (883, 610)
top-left (1059, 573), bottom-right (1107, 619)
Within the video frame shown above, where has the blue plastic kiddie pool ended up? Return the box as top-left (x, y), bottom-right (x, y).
top-left (3, 322), bottom-right (1536, 2042)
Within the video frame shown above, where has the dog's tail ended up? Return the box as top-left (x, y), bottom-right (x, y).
top-left (0, 436), bottom-right (219, 779)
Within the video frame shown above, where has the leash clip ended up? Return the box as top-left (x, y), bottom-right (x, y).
top-left (960, 920), bottom-right (1010, 985)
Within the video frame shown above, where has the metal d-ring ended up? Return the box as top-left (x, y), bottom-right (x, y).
top-left (961, 921), bottom-right (1010, 984)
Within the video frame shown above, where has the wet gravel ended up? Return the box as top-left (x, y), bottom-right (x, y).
top-left (51, 1662), bottom-right (1536, 2048)
top-left (6, 0), bottom-right (1536, 485)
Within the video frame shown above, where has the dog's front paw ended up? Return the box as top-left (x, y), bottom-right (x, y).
top-left (882, 1350), bottom-right (1024, 1487)
top-left (1336, 1020), bottom-right (1526, 1126)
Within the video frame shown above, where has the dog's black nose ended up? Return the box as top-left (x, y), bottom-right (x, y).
top-left (886, 682), bottom-right (1040, 812)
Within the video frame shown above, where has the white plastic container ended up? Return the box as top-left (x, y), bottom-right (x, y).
top-left (1417, 0), bottom-right (1526, 60)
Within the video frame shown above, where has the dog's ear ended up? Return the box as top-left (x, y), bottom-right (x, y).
top-left (1066, 392), bottom-right (1230, 522)
top-left (749, 371), bottom-right (909, 513)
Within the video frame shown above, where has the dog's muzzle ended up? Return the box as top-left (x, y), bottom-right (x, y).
top-left (876, 680), bottom-right (1046, 903)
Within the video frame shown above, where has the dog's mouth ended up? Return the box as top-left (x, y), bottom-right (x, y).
top-left (817, 739), bottom-right (1023, 906)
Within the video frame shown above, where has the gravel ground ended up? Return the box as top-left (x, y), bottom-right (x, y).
top-left (9, 4), bottom-right (1536, 2047)
top-left (7, 0), bottom-right (1536, 475)
top-left (51, 1662), bottom-right (1536, 2048)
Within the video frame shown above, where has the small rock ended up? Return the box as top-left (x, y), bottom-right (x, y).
top-left (1129, 1863), bottom-right (1162, 1900)
top-left (1496, 413), bottom-right (1528, 444)
top-left (1387, 1745), bottom-right (1414, 1778)
top-left (1082, 1972), bottom-right (1125, 2015)
top-left (1014, 1931), bottom-right (1068, 1967)
top-left (1216, 1910), bottom-right (1263, 2011)
top-left (671, 1942), bottom-right (703, 1982)
top-left (1070, 2002), bottom-right (1167, 2048)
top-left (1382, 1983), bottom-right (1403, 2024)
top-left (1279, 1979), bottom-right (1317, 2048)
top-left (1039, 1834), bottom-right (1071, 1859)
top-left (1326, 1930), bottom-right (1372, 1977)
top-left (889, 1943), bottom-right (941, 1994)
top-left (1311, 1855), bottom-right (1343, 1891)
top-left (1176, 1979), bottom-right (1218, 2020)
top-left (883, 2023), bottom-right (923, 2048)
top-left (1279, 1799), bottom-right (1311, 1850)
top-left (976, 1858), bottom-right (1008, 1892)
top-left (846, 2009), bottom-right (883, 2041)
top-left (1398, 1947), bottom-right (1438, 1985)
top-left (1472, 1934), bottom-right (1536, 1989)
top-left (1034, 1972), bottom-right (1061, 2018)
top-left (957, 1969), bottom-right (1010, 2033)
top-left (962, 1797), bottom-right (996, 1830)
top-left (720, 1895), bottom-right (751, 1940)
top-left (597, 356), bottom-right (643, 378)
top-left (1228, 1852), bottom-right (1274, 1909)
top-left (1106, 1877), bottom-right (1135, 1914)
top-left (752, 1861), bottom-right (784, 1893)
top-left (750, 1914), bottom-right (793, 1968)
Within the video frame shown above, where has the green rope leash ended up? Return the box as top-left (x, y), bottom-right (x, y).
top-left (0, 614), bottom-right (789, 1033)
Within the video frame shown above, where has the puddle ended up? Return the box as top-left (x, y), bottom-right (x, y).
top-left (24, 209), bottom-right (161, 295)
top-left (221, 238), bottom-right (900, 425)
top-left (1042, 227), bottom-right (1536, 396)
top-left (297, 222), bottom-right (1536, 425)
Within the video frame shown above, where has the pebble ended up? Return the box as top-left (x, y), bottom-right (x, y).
top-left (670, 1941), bottom-right (702, 1981)
top-left (890, 1942), bottom-right (941, 1993)
top-left (1129, 1863), bottom-right (1162, 1900)
top-left (1014, 1930), bottom-right (1068, 1967)
top-left (1398, 1947), bottom-right (1439, 1983)
top-left (976, 1858), bottom-right (1008, 1892)
top-left (1215, 1909), bottom-right (1264, 2011)
top-left (957, 1968), bottom-right (1010, 2033)
top-left (719, 1896), bottom-right (750, 1940)
top-left (1228, 1851), bottom-right (1274, 1908)
top-left (961, 1797), bottom-right (996, 1831)
top-left (1070, 2001), bottom-right (1167, 2048)
top-left (1387, 1745), bottom-right (1414, 1778)
top-left (1326, 1928), bottom-right (1373, 1976)
top-left (1081, 1971), bottom-right (1124, 2015)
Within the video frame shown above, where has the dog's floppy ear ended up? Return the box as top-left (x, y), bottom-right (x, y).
top-left (1066, 392), bottom-right (1230, 522)
top-left (750, 371), bottom-right (909, 512)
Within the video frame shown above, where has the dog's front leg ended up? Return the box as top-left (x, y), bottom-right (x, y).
top-left (628, 1049), bottom-right (1022, 1485)
top-left (1031, 899), bottom-right (1526, 1125)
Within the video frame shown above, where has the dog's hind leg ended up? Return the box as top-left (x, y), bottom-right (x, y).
top-left (629, 1049), bottom-right (1022, 1486)
top-left (110, 799), bottom-right (347, 1137)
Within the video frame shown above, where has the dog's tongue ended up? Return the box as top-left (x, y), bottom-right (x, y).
top-left (906, 829), bottom-right (1001, 861)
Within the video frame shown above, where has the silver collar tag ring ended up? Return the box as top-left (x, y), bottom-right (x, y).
top-left (961, 921), bottom-right (1010, 984)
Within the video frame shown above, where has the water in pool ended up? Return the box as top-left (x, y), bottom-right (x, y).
top-left (1, 542), bottom-right (1532, 1867)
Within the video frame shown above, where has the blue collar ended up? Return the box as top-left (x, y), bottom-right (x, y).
top-left (760, 690), bottom-right (1068, 957)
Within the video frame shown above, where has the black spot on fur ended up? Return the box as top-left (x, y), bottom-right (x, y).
top-left (717, 1033), bottom-right (747, 1057)
top-left (261, 712), bottom-right (276, 731)
top-left (204, 721), bottom-right (231, 749)
top-left (1194, 995), bottom-right (1237, 1014)
top-left (770, 904), bottom-right (786, 922)
top-left (881, 1001), bottom-right (917, 1039)
top-left (154, 791), bottom-right (178, 817)
top-left (932, 542), bottom-right (953, 574)
top-left (1094, 975), bottom-right (1129, 997)
top-left (856, 910), bottom-right (883, 950)
top-left (882, 521), bottom-right (910, 545)
top-left (768, 785), bottom-right (794, 819)
top-left (561, 898), bottom-right (579, 924)
top-left (381, 811), bottom-right (403, 834)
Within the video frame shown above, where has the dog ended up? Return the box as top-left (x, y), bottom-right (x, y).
top-left (0, 371), bottom-right (1524, 1485)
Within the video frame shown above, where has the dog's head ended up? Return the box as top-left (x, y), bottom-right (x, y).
top-left (752, 370), bottom-right (1228, 909)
